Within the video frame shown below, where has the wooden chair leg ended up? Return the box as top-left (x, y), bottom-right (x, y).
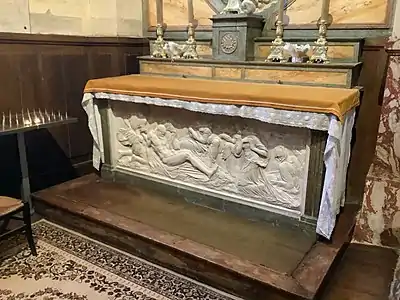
top-left (23, 203), bottom-right (37, 256)
top-left (0, 216), bottom-right (10, 234)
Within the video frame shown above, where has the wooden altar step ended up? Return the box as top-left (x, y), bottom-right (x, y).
top-left (33, 173), bottom-right (358, 300)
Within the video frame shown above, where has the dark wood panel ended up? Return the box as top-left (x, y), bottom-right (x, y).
top-left (0, 32), bottom-right (149, 196)
top-left (347, 42), bottom-right (388, 203)
top-left (320, 244), bottom-right (397, 299)
top-left (0, 53), bottom-right (21, 112)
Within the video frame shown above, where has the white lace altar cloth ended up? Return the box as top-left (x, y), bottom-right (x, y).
top-left (82, 92), bottom-right (355, 239)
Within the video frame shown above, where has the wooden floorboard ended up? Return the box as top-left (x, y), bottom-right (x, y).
top-left (320, 244), bottom-right (397, 300)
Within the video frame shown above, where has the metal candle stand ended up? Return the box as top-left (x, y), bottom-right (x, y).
top-left (182, 23), bottom-right (199, 60)
top-left (266, 19), bottom-right (286, 62)
top-left (0, 109), bottom-right (78, 214)
top-left (309, 15), bottom-right (332, 64)
top-left (152, 24), bottom-right (167, 58)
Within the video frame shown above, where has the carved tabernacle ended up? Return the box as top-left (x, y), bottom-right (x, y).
top-left (110, 102), bottom-right (309, 213)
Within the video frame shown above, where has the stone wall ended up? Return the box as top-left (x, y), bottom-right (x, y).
top-left (0, 0), bottom-right (143, 37)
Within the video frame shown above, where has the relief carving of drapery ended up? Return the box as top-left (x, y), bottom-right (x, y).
top-left (113, 105), bottom-right (308, 210)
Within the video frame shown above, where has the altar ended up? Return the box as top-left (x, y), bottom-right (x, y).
top-left (82, 74), bottom-right (359, 239)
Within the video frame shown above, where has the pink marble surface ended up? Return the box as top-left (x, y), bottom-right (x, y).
top-left (389, 255), bottom-right (400, 300)
top-left (353, 54), bottom-right (400, 247)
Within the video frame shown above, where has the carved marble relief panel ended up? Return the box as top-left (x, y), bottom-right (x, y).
top-left (109, 102), bottom-right (310, 212)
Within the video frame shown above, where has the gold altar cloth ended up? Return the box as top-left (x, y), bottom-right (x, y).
top-left (84, 75), bottom-right (359, 121)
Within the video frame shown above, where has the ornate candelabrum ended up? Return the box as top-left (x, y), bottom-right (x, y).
top-left (267, 20), bottom-right (286, 62)
top-left (266, 0), bottom-right (286, 62)
top-left (152, 24), bottom-right (167, 58)
top-left (310, 18), bottom-right (331, 63)
top-left (182, 23), bottom-right (199, 59)
top-left (310, 0), bottom-right (332, 63)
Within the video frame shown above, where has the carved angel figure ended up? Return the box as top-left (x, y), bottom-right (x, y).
top-left (220, 0), bottom-right (259, 15)
top-left (163, 42), bottom-right (186, 60)
top-left (116, 116), bottom-right (149, 164)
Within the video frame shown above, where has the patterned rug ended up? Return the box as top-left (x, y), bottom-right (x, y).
top-left (0, 220), bottom-right (241, 300)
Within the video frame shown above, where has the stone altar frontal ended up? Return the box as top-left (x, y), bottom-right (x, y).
top-left (82, 75), bottom-right (360, 239)
top-left (110, 101), bottom-right (310, 215)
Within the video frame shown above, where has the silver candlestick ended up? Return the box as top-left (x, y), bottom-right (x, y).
top-left (152, 24), bottom-right (167, 58)
top-left (24, 109), bottom-right (32, 126)
top-left (267, 0), bottom-right (287, 62)
top-left (39, 109), bottom-right (45, 123)
top-left (33, 110), bottom-right (41, 125)
top-left (182, 23), bottom-right (199, 59)
top-left (44, 109), bottom-right (50, 122)
top-left (310, 0), bottom-right (332, 63)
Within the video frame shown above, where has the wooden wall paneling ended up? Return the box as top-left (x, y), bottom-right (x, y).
top-left (0, 33), bottom-right (149, 196)
top-left (62, 47), bottom-right (92, 162)
top-left (346, 43), bottom-right (388, 203)
top-left (0, 49), bottom-right (22, 112)
top-left (124, 51), bottom-right (141, 74)
top-left (16, 47), bottom-right (41, 110)
top-left (89, 51), bottom-right (115, 79)
top-left (26, 47), bottom-right (72, 192)
top-left (0, 46), bottom-right (30, 197)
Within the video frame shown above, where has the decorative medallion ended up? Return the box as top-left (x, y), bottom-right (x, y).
top-left (220, 33), bottom-right (238, 54)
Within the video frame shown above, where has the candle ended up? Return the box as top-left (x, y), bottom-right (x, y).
top-left (278, 0), bottom-right (284, 22)
top-left (156, 0), bottom-right (163, 25)
top-left (320, 0), bottom-right (330, 21)
top-left (188, 0), bottom-right (194, 24)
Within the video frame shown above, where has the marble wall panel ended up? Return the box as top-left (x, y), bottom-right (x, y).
top-left (147, 0), bottom-right (391, 29)
top-left (148, 0), bottom-right (215, 27)
top-left (286, 0), bottom-right (388, 25)
top-left (353, 54), bottom-right (400, 248)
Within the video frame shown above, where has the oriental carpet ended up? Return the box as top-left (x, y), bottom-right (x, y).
top-left (0, 220), bottom-right (240, 300)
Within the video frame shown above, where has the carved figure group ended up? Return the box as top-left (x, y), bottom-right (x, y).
top-left (116, 115), bottom-right (304, 208)
top-left (220, 0), bottom-right (259, 15)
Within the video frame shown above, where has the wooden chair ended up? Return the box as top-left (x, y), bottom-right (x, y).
top-left (0, 196), bottom-right (37, 255)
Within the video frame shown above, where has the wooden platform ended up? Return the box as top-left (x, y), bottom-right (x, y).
top-left (33, 173), bottom-right (358, 300)
top-left (321, 244), bottom-right (397, 299)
